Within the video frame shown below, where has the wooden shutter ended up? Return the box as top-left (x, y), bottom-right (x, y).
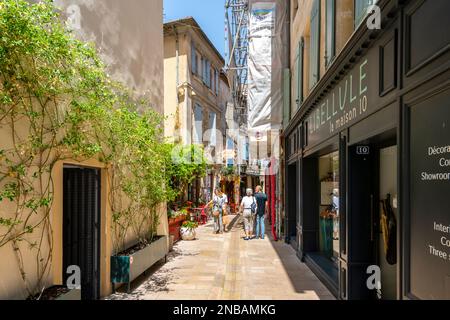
top-left (325, 0), bottom-right (336, 66)
top-left (208, 61), bottom-right (211, 88)
top-left (215, 69), bottom-right (219, 94)
top-left (309, 0), bottom-right (320, 89)
top-left (283, 68), bottom-right (291, 127)
top-left (193, 104), bottom-right (203, 144)
top-left (191, 44), bottom-right (197, 74)
top-left (63, 167), bottom-right (100, 300)
top-left (297, 38), bottom-right (304, 107)
top-left (355, 0), bottom-right (374, 28)
top-left (293, 44), bottom-right (299, 109)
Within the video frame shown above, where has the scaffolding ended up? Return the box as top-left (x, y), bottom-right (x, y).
top-left (225, 0), bottom-right (249, 125)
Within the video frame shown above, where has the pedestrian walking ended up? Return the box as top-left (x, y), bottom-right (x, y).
top-left (254, 185), bottom-right (268, 239)
top-left (206, 187), bottom-right (228, 234)
top-left (240, 188), bottom-right (257, 240)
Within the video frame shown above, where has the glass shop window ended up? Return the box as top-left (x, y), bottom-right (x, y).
top-left (319, 151), bottom-right (340, 265)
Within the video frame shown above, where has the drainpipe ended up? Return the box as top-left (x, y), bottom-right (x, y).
top-left (173, 26), bottom-right (183, 143)
top-left (283, 0), bottom-right (291, 243)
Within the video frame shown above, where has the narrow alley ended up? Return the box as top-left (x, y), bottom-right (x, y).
top-left (107, 216), bottom-right (334, 300)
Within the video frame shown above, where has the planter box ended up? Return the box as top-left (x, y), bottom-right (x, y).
top-left (111, 235), bottom-right (168, 292)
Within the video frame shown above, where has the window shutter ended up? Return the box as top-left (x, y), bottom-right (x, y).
top-left (283, 68), bottom-right (291, 127)
top-left (193, 104), bottom-right (203, 144)
top-left (209, 62), bottom-right (212, 88)
top-left (325, 0), bottom-right (335, 66)
top-left (202, 58), bottom-right (206, 83)
top-left (205, 60), bottom-right (210, 87)
top-left (200, 56), bottom-right (204, 80)
top-left (215, 69), bottom-right (219, 94)
top-left (293, 44), bottom-right (299, 109)
top-left (191, 44), bottom-right (197, 74)
top-left (209, 112), bottom-right (217, 146)
top-left (297, 38), bottom-right (304, 107)
top-left (355, 0), bottom-right (375, 28)
top-left (309, 0), bottom-right (320, 89)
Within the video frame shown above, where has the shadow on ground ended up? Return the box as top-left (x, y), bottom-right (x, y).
top-left (106, 243), bottom-right (200, 300)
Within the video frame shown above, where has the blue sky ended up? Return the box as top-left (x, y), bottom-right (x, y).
top-left (163, 0), bottom-right (225, 58)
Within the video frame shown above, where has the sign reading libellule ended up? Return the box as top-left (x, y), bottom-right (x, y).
top-left (306, 57), bottom-right (372, 147)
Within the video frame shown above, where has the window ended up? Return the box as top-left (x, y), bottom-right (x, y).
top-left (215, 69), bottom-right (219, 94)
top-left (209, 112), bottom-right (217, 147)
top-left (283, 68), bottom-right (290, 126)
top-left (309, 0), bottom-right (321, 89)
top-left (191, 44), bottom-right (197, 74)
top-left (200, 56), bottom-right (204, 79)
top-left (355, 0), bottom-right (376, 28)
top-left (207, 61), bottom-right (211, 88)
top-left (193, 104), bottom-right (203, 144)
top-left (211, 68), bottom-right (215, 92)
top-left (203, 59), bottom-right (211, 88)
top-left (197, 54), bottom-right (202, 77)
top-left (226, 136), bottom-right (234, 166)
top-left (325, 0), bottom-right (336, 67)
top-left (319, 151), bottom-right (340, 266)
top-left (202, 58), bottom-right (206, 83)
top-left (295, 38), bottom-right (304, 108)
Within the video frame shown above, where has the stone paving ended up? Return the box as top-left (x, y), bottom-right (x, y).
top-left (107, 215), bottom-right (335, 300)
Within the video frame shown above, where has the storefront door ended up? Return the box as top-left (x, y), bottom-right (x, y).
top-left (346, 134), bottom-right (398, 300)
top-left (63, 166), bottom-right (101, 300)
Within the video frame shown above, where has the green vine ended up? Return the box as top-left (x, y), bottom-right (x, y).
top-left (0, 0), bottom-right (203, 298)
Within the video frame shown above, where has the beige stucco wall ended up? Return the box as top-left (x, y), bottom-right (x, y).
top-left (0, 0), bottom-right (166, 299)
top-left (54, 0), bottom-right (164, 114)
top-left (164, 22), bottom-right (227, 148)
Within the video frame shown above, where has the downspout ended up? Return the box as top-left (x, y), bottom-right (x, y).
top-left (173, 26), bottom-right (181, 142)
top-left (282, 0), bottom-right (291, 243)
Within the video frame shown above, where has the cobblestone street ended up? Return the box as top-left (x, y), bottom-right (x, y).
top-left (107, 215), bottom-right (334, 300)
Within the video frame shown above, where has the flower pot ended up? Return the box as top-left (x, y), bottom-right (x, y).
top-left (111, 236), bottom-right (168, 292)
top-left (169, 234), bottom-right (175, 251)
top-left (180, 227), bottom-right (196, 241)
top-left (169, 217), bottom-right (186, 243)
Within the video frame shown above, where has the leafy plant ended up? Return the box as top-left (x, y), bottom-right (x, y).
top-left (0, 0), bottom-right (185, 297)
top-left (165, 143), bottom-right (207, 203)
top-left (181, 220), bottom-right (198, 230)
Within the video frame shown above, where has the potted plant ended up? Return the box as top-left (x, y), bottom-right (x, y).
top-left (168, 209), bottom-right (188, 243)
top-left (180, 221), bottom-right (198, 241)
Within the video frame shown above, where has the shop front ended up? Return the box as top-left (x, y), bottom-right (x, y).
top-left (284, 0), bottom-right (449, 300)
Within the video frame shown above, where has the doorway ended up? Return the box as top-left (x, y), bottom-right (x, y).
top-left (286, 162), bottom-right (298, 246)
top-left (347, 133), bottom-right (398, 300)
top-left (63, 166), bottom-right (101, 300)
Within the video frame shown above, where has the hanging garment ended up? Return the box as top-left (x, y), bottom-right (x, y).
top-left (380, 194), bottom-right (397, 265)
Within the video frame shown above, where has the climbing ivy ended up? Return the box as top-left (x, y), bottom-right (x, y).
top-left (0, 0), bottom-right (206, 298)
